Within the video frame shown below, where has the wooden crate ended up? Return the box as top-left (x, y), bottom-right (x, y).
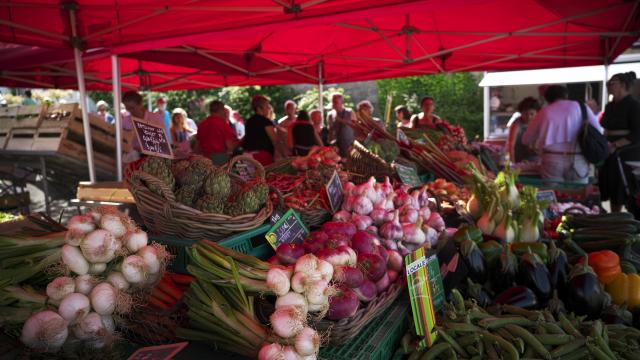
top-left (14, 105), bottom-right (43, 128)
top-left (32, 127), bottom-right (116, 172)
top-left (0, 107), bottom-right (17, 130)
top-left (76, 181), bottom-right (134, 203)
top-left (40, 103), bottom-right (79, 128)
top-left (5, 128), bottom-right (37, 150)
top-left (0, 128), bottom-right (11, 150)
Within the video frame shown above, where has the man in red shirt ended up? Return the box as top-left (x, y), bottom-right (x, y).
top-left (194, 100), bottom-right (239, 165)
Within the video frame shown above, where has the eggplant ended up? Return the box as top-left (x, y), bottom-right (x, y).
top-left (478, 240), bottom-right (502, 268)
top-left (467, 278), bottom-right (493, 308)
top-left (563, 262), bottom-right (605, 319)
top-left (548, 240), bottom-right (569, 290)
top-left (495, 286), bottom-right (538, 309)
top-left (460, 239), bottom-right (486, 284)
top-left (518, 251), bottom-right (552, 302)
top-left (601, 305), bottom-right (633, 326)
top-left (491, 245), bottom-right (517, 293)
top-left (453, 224), bottom-right (483, 245)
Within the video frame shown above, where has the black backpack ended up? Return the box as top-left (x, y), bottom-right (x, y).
top-left (577, 101), bottom-right (609, 165)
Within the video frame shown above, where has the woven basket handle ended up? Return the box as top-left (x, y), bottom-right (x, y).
top-left (134, 170), bottom-right (177, 202)
top-left (226, 155), bottom-right (265, 181)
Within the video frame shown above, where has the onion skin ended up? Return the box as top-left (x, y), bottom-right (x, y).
top-left (67, 214), bottom-right (96, 234)
top-left (58, 292), bottom-right (91, 324)
top-left (295, 327), bottom-right (320, 357)
top-left (357, 253), bottom-right (387, 281)
top-left (375, 272), bottom-right (391, 293)
top-left (387, 250), bottom-right (404, 272)
top-left (276, 243), bottom-right (305, 265)
top-left (21, 310), bottom-right (69, 352)
top-left (354, 280), bottom-right (377, 302)
top-left (46, 277), bottom-right (75, 302)
top-left (333, 266), bottom-right (364, 288)
top-left (321, 221), bottom-right (356, 238)
top-left (62, 244), bottom-right (90, 275)
top-left (350, 231), bottom-right (377, 255)
top-left (388, 270), bottom-right (399, 283)
top-left (327, 286), bottom-right (360, 320)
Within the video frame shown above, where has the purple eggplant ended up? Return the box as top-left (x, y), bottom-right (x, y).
top-left (518, 251), bottom-right (551, 302)
top-left (495, 286), bottom-right (538, 309)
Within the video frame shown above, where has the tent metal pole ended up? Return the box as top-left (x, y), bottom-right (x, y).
top-left (69, 8), bottom-right (96, 183)
top-left (317, 62), bottom-right (324, 122)
top-left (483, 75), bottom-right (490, 141)
top-left (147, 91), bottom-right (153, 111)
top-left (602, 64), bottom-right (609, 109)
top-left (111, 55), bottom-right (123, 181)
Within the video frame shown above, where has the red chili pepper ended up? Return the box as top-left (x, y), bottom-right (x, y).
top-left (158, 277), bottom-right (185, 300)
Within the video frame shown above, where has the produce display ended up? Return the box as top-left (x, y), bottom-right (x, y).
top-left (365, 138), bottom-right (400, 163)
top-left (291, 147), bottom-right (342, 171)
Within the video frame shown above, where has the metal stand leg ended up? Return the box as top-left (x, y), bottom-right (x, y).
top-left (40, 156), bottom-right (51, 216)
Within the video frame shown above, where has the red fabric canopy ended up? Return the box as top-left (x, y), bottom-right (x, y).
top-left (1, 0), bottom-right (639, 88)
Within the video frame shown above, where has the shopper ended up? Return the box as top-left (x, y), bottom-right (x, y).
top-left (411, 96), bottom-right (442, 128)
top-left (310, 109), bottom-right (328, 146)
top-left (506, 97), bottom-right (541, 163)
top-left (194, 100), bottom-right (239, 165)
top-left (327, 93), bottom-right (356, 157)
top-left (94, 100), bottom-right (114, 124)
top-left (275, 100), bottom-right (297, 159)
top-left (521, 85), bottom-right (602, 184)
top-left (244, 95), bottom-right (277, 165)
top-left (232, 111), bottom-right (245, 140)
top-left (155, 96), bottom-right (172, 143)
top-left (356, 100), bottom-right (383, 127)
top-left (599, 72), bottom-right (640, 212)
top-left (170, 108), bottom-right (194, 144)
top-left (288, 110), bottom-right (323, 156)
top-left (395, 105), bottom-right (412, 129)
top-left (121, 91), bottom-right (166, 163)
top-left (22, 90), bottom-right (37, 105)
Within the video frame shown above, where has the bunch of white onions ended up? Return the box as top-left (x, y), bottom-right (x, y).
top-left (21, 207), bottom-right (168, 352)
top-left (260, 254), bottom-right (327, 359)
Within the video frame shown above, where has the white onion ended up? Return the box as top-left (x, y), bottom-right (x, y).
top-left (20, 310), bottom-right (68, 352)
top-left (270, 305), bottom-right (306, 338)
top-left (258, 343), bottom-right (284, 360)
top-left (106, 271), bottom-right (130, 291)
top-left (58, 292), bottom-right (90, 324)
top-left (65, 230), bottom-right (85, 247)
top-left (100, 214), bottom-right (127, 238)
top-left (121, 255), bottom-right (148, 284)
top-left (291, 272), bottom-right (308, 294)
top-left (282, 346), bottom-right (303, 360)
top-left (67, 214), bottom-right (95, 234)
top-left (90, 282), bottom-right (117, 315)
top-left (305, 280), bottom-right (329, 305)
top-left (267, 267), bottom-right (291, 296)
top-left (72, 312), bottom-right (105, 340)
top-left (88, 209), bottom-right (102, 223)
top-left (46, 277), bottom-right (75, 303)
top-left (89, 262), bottom-right (107, 275)
top-left (276, 292), bottom-right (308, 316)
top-left (125, 230), bottom-right (148, 253)
top-left (295, 327), bottom-right (320, 356)
top-left (295, 254), bottom-right (318, 275)
top-left (308, 301), bottom-right (328, 313)
top-left (81, 230), bottom-right (118, 263)
top-left (62, 244), bottom-right (89, 275)
top-left (137, 245), bottom-right (161, 274)
top-left (300, 356), bottom-right (317, 360)
top-left (75, 275), bottom-right (96, 295)
top-left (101, 315), bottom-right (116, 334)
top-left (317, 260), bottom-right (333, 282)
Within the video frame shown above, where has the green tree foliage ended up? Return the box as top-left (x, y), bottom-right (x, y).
top-left (377, 73), bottom-right (483, 140)
top-left (294, 87), bottom-right (354, 113)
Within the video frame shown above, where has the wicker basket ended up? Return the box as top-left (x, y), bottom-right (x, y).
top-left (126, 162), bottom-right (272, 241)
top-left (345, 141), bottom-right (394, 184)
top-left (257, 278), bottom-right (405, 345)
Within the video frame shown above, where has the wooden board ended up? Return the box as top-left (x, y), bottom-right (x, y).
top-left (0, 107), bottom-right (17, 130)
top-left (0, 128), bottom-right (11, 150)
top-left (77, 181), bottom-right (134, 203)
top-left (5, 128), bottom-right (37, 150)
top-left (40, 103), bottom-right (79, 128)
top-left (14, 105), bottom-right (43, 128)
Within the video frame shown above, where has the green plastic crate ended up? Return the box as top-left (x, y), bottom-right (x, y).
top-left (151, 224), bottom-right (274, 274)
top-left (319, 297), bottom-right (409, 360)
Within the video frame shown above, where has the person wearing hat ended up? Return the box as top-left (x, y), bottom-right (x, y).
top-left (154, 96), bottom-right (172, 143)
top-left (94, 100), bottom-right (114, 124)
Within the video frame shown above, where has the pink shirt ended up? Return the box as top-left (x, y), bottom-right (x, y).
top-left (522, 100), bottom-right (602, 153)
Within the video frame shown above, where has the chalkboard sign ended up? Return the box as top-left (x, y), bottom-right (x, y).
top-left (536, 190), bottom-right (557, 203)
top-left (325, 170), bottom-right (343, 213)
top-left (230, 159), bottom-right (257, 182)
top-left (127, 342), bottom-right (188, 360)
top-left (395, 163), bottom-right (422, 187)
top-left (265, 208), bottom-right (308, 249)
top-left (270, 210), bottom-right (283, 225)
top-left (132, 117), bottom-right (173, 159)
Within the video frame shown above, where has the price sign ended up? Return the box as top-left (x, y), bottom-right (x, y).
top-left (265, 208), bottom-right (308, 249)
top-left (406, 248), bottom-right (444, 350)
top-left (127, 342), bottom-right (188, 360)
top-left (325, 170), bottom-right (344, 213)
top-left (231, 159), bottom-right (257, 182)
top-left (395, 163), bottom-right (422, 188)
top-left (536, 190), bottom-right (557, 203)
top-left (132, 117), bottom-right (173, 159)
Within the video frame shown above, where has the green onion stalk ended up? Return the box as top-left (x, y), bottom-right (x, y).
top-left (0, 232), bottom-right (65, 286)
top-left (177, 252), bottom-right (283, 358)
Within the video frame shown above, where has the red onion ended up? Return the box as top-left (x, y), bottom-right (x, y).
top-left (376, 245), bottom-right (389, 264)
top-left (350, 231), bottom-right (377, 255)
top-left (327, 286), bottom-right (360, 320)
top-left (267, 256), bottom-right (281, 265)
top-left (325, 233), bottom-right (350, 249)
top-left (357, 253), bottom-right (386, 281)
top-left (375, 272), bottom-right (390, 293)
top-left (387, 270), bottom-right (399, 283)
top-left (354, 280), bottom-right (377, 302)
top-left (303, 232), bottom-right (327, 253)
top-left (276, 243), bottom-right (305, 265)
top-left (383, 239), bottom-right (398, 251)
top-left (332, 210), bottom-right (351, 222)
top-left (387, 250), bottom-right (404, 272)
top-left (321, 221), bottom-right (356, 238)
top-left (333, 266), bottom-right (364, 288)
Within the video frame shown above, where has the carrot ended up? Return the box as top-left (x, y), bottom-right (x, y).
top-left (169, 273), bottom-right (194, 286)
top-left (158, 277), bottom-right (184, 300)
top-left (151, 287), bottom-right (176, 305)
top-left (147, 296), bottom-right (172, 311)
